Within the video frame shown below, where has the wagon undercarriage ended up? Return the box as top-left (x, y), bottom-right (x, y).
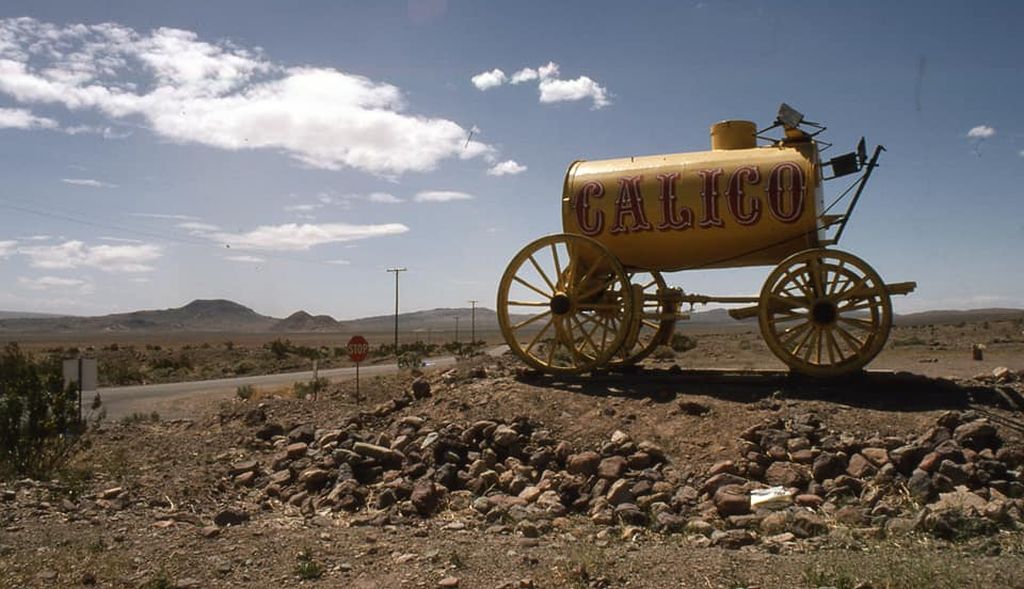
top-left (497, 234), bottom-right (916, 378)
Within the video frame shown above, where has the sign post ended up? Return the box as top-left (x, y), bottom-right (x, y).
top-left (63, 357), bottom-right (97, 423)
top-left (346, 335), bottom-right (369, 403)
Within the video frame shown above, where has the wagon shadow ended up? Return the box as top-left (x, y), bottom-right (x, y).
top-left (519, 367), bottom-right (1024, 415)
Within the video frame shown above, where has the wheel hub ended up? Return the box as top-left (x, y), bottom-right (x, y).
top-left (811, 300), bottom-right (837, 325)
top-left (549, 292), bottom-right (572, 316)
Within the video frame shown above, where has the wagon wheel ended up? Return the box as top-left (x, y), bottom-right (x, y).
top-left (497, 234), bottom-right (634, 375)
top-left (758, 248), bottom-right (892, 378)
top-left (608, 270), bottom-right (676, 367)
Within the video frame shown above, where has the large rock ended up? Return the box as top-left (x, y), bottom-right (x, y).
top-left (411, 481), bottom-right (444, 516)
top-left (846, 454), bottom-right (878, 479)
top-left (812, 452), bottom-right (846, 483)
top-left (299, 468), bottom-right (331, 490)
top-left (790, 510), bottom-right (827, 538)
top-left (566, 451), bottom-right (601, 476)
top-left (710, 529), bottom-right (756, 549)
top-left (213, 508), bottom-right (249, 527)
top-left (597, 456), bottom-right (627, 479)
top-left (713, 486), bottom-right (750, 517)
top-left (765, 462), bottom-right (809, 488)
top-left (701, 473), bottom-right (747, 497)
top-left (907, 469), bottom-right (934, 503)
top-left (352, 442), bottom-right (398, 464)
top-left (954, 420), bottom-right (999, 451)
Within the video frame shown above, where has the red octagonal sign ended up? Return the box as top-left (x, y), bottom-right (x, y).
top-left (347, 335), bottom-right (369, 363)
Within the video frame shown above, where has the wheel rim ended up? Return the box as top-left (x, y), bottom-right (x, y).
top-left (758, 248), bottom-right (892, 377)
top-left (608, 270), bottom-right (676, 367)
top-left (497, 234), bottom-right (634, 374)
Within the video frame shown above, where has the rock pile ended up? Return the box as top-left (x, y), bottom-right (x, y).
top-left (222, 405), bottom-right (1022, 547)
top-left (231, 416), bottom-right (694, 532)
top-left (702, 410), bottom-right (1024, 542)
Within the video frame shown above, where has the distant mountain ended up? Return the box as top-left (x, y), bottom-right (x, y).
top-left (336, 307), bottom-right (501, 334)
top-left (274, 311), bottom-right (341, 332)
top-left (894, 308), bottom-right (1024, 326)
top-left (0, 299), bottom-right (276, 333)
top-left (0, 310), bottom-right (70, 320)
top-left (0, 298), bottom-right (1019, 335)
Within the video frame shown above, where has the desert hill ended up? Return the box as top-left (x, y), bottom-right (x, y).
top-left (0, 299), bottom-right (1021, 335)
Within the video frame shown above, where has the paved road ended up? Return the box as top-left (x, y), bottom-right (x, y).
top-left (86, 346), bottom-right (508, 419)
top-left (86, 355), bottom-right (459, 419)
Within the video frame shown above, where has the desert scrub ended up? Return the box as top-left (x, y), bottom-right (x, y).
top-left (0, 343), bottom-right (93, 479)
top-left (295, 547), bottom-right (323, 580)
top-left (236, 384), bottom-right (255, 400)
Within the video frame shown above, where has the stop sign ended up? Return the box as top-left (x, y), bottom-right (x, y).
top-left (347, 335), bottom-right (369, 363)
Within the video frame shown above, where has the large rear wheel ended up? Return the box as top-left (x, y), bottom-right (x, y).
top-left (497, 234), bottom-right (634, 375)
top-left (608, 270), bottom-right (677, 368)
top-left (758, 248), bottom-right (892, 377)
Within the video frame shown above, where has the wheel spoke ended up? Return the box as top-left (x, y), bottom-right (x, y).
top-left (512, 275), bottom-right (551, 299)
top-left (807, 257), bottom-right (825, 298)
top-left (524, 318), bottom-right (553, 354)
top-left (550, 244), bottom-right (563, 290)
top-left (780, 320), bottom-right (813, 348)
top-left (575, 274), bottom-right (619, 301)
top-left (570, 315), bottom-right (598, 356)
top-left (830, 276), bottom-right (870, 304)
top-left (527, 254), bottom-right (556, 293)
top-left (792, 323), bottom-right (817, 356)
top-left (508, 300), bottom-right (549, 307)
top-left (834, 323), bottom-right (865, 352)
top-left (837, 315), bottom-right (876, 331)
top-left (512, 310), bottom-right (551, 331)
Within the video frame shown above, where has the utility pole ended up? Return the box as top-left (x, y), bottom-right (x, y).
top-left (468, 300), bottom-right (478, 344)
top-left (386, 267), bottom-right (407, 358)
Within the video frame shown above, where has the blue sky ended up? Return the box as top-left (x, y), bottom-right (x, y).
top-left (0, 1), bottom-right (1021, 319)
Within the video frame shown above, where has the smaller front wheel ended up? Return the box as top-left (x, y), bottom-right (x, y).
top-left (758, 248), bottom-right (892, 378)
top-left (496, 234), bottom-right (634, 375)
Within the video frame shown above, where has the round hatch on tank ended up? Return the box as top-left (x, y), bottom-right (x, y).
top-left (710, 120), bottom-right (757, 150)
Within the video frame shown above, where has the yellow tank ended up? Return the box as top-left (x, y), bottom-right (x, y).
top-left (561, 121), bottom-right (825, 270)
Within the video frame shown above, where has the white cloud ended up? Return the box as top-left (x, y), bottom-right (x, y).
top-left (63, 125), bottom-right (131, 139)
top-left (129, 212), bottom-right (199, 221)
top-left (19, 240), bottom-right (161, 272)
top-left (0, 17), bottom-right (495, 176)
top-left (471, 68), bottom-right (507, 90)
top-left (367, 192), bottom-right (402, 203)
top-left (325, 259), bottom-right (350, 265)
top-left (967, 125), bottom-right (995, 139)
top-left (0, 240), bottom-right (17, 257)
top-left (476, 61), bottom-right (610, 109)
top-left (0, 106), bottom-right (57, 129)
top-left (510, 68), bottom-right (538, 84)
top-left (61, 177), bottom-right (117, 188)
top-left (209, 222), bottom-right (409, 251)
top-left (537, 62), bottom-right (560, 80)
top-left (487, 159), bottom-right (527, 176)
top-left (539, 75), bottom-right (610, 109)
top-left (176, 221), bottom-right (220, 232)
top-left (18, 275), bottom-right (94, 294)
top-left (414, 190), bottom-right (473, 203)
top-left (99, 236), bottom-right (144, 243)
top-left (224, 255), bottom-right (264, 263)
top-left (284, 203), bottom-right (320, 212)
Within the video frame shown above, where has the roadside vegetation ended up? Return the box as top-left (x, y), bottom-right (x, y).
top-left (0, 343), bottom-right (101, 479)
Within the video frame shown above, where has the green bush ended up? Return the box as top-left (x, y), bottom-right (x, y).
top-left (294, 377), bottom-right (328, 400)
top-left (397, 351), bottom-right (425, 371)
top-left (236, 385), bottom-right (254, 400)
top-left (0, 343), bottom-right (93, 478)
top-left (267, 338), bottom-right (291, 360)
